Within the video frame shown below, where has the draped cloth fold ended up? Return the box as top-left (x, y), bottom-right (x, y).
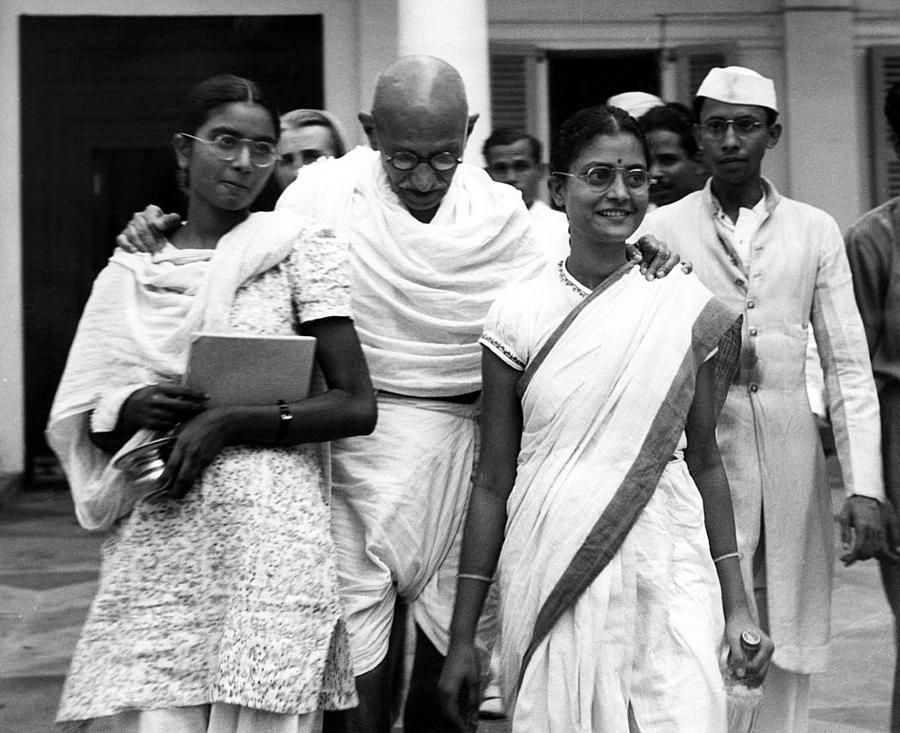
top-left (277, 146), bottom-right (544, 395)
top-left (46, 211), bottom-right (306, 530)
top-left (494, 267), bottom-right (740, 730)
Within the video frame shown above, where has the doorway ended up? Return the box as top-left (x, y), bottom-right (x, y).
top-left (21, 15), bottom-right (324, 480)
top-left (547, 50), bottom-right (660, 153)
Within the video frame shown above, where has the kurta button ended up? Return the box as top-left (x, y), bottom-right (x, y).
top-left (749, 383), bottom-right (759, 393)
top-left (749, 327), bottom-right (758, 336)
top-left (747, 300), bottom-right (756, 309)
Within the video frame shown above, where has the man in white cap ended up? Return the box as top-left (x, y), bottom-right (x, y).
top-left (642, 66), bottom-right (887, 731)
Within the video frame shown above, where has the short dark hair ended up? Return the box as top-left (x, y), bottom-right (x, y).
top-left (693, 96), bottom-right (778, 127)
top-left (638, 102), bottom-right (699, 158)
top-left (885, 82), bottom-right (900, 139)
top-left (177, 74), bottom-right (281, 140)
top-left (550, 105), bottom-right (651, 173)
top-left (482, 127), bottom-right (542, 163)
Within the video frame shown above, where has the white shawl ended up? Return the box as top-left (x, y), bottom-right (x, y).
top-left (46, 211), bottom-right (306, 530)
top-left (277, 146), bottom-right (545, 395)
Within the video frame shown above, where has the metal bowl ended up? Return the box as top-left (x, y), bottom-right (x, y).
top-left (112, 436), bottom-right (176, 493)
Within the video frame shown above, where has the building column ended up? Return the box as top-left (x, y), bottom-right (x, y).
top-left (0, 2), bottom-right (24, 487)
top-left (396, 0), bottom-right (492, 165)
top-left (782, 0), bottom-right (858, 229)
top-left (735, 42), bottom-right (789, 197)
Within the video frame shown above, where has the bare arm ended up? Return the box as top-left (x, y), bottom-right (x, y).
top-left (89, 382), bottom-right (208, 453)
top-left (161, 316), bottom-right (376, 498)
top-left (685, 357), bottom-right (773, 682)
top-left (439, 348), bottom-right (522, 731)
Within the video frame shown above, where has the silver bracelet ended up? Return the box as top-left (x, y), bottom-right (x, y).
top-left (457, 573), bottom-right (494, 584)
top-left (712, 551), bottom-right (742, 564)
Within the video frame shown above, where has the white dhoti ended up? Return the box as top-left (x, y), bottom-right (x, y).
top-left (330, 393), bottom-right (495, 674)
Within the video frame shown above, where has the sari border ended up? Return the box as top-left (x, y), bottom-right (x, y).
top-left (514, 294), bottom-right (742, 696)
top-left (516, 261), bottom-right (635, 399)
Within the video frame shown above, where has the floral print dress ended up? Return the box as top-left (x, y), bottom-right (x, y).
top-left (57, 228), bottom-right (357, 727)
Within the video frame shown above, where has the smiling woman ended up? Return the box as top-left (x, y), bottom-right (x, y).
top-left (46, 74), bottom-right (375, 732)
top-left (438, 105), bottom-right (772, 732)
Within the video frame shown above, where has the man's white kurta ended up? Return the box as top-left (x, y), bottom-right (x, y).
top-left (642, 180), bottom-right (883, 673)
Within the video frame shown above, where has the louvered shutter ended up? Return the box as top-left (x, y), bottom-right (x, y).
top-left (669, 47), bottom-right (729, 103)
top-left (490, 53), bottom-right (528, 130)
top-left (870, 46), bottom-right (900, 204)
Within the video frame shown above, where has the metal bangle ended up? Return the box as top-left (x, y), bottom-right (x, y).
top-left (712, 551), bottom-right (742, 564)
top-left (276, 400), bottom-right (292, 442)
top-left (457, 573), bottom-right (494, 584)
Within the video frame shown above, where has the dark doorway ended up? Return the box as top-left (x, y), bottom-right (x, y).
top-left (547, 50), bottom-right (660, 149)
top-left (21, 15), bottom-right (324, 481)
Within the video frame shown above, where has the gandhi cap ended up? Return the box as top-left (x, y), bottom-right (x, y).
top-left (695, 66), bottom-right (778, 113)
top-left (606, 91), bottom-right (664, 119)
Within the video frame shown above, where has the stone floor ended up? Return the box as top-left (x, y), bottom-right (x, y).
top-left (0, 481), bottom-right (893, 732)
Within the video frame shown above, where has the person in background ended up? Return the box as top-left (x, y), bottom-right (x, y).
top-left (606, 90), bottom-right (664, 119)
top-left (47, 73), bottom-right (376, 732)
top-left (274, 108), bottom-right (348, 191)
top-left (644, 65), bottom-right (886, 732)
top-left (638, 102), bottom-right (708, 210)
top-left (845, 79), bottom-right (900, 733)
top-left (482, 127), bottom-right (568, 263)
top-left (439, 104), bottom-right (771, 732)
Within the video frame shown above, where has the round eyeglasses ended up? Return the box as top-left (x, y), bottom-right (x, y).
top-left (385, 151), bottom-right (462, 172)
top-left (552, 165), bottom-right (654, 193)
top-left (698, 118), bottom-right (765, 141)
top-left (179, 133), bottom-right (280, 168)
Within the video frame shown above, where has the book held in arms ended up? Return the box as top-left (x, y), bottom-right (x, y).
top-left (185, 332), bottom-right (318, 406)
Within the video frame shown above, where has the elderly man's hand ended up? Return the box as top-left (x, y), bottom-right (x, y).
top-left (839, 494), bottom-right (886, 565)
top-left (115, 205), bottom-right (181, 253)
top-left (626, 234), bottom-right (685, 280)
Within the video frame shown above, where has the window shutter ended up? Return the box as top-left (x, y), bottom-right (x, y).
top-left (870, 46), bottom-right (900, 205)
top-left (490, 53), bottom-right (529, 130)
top-left (688, 53), bottom-right (727, 98)
top-left (670, 47), bottom-right (729, 104)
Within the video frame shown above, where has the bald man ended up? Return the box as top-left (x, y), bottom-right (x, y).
top-left (118, 56), bottom-right (677, 733)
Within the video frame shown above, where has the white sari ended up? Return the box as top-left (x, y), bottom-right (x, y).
top-left (483, 265), bottom-right (741, 732)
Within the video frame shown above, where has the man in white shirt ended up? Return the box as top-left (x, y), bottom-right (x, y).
top-left (482, 128), bottom-right (569, 263)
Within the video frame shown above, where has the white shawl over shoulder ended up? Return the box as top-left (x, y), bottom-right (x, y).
top-left (46, 211), bottom-right (307, 530)
top-left (277, 147), bottom-right (545, 395)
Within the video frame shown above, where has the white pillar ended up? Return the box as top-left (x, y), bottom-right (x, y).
top-left (0, 2), bottom-right (25, 482)
top-left (396, 0), bottom-right (492, 166)
top-left (782, 1), bottom-right (858, 229)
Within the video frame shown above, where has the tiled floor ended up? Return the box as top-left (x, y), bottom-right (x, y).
top-left (0, 483), bottom-right (893, 732)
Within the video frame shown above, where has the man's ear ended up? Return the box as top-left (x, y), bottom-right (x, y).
top-left (466, 113), bottom-right (480, 138)
top-left (172, 133), bottom-right (191, 169)
top-left (358, 112), bottom-right (378, 150)
top-left (547, 174), bottom-right (566, 210)
top-left (766, 123), bottom-right (782, 150)
top-left (693, 124), bottom-right (705, 156)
